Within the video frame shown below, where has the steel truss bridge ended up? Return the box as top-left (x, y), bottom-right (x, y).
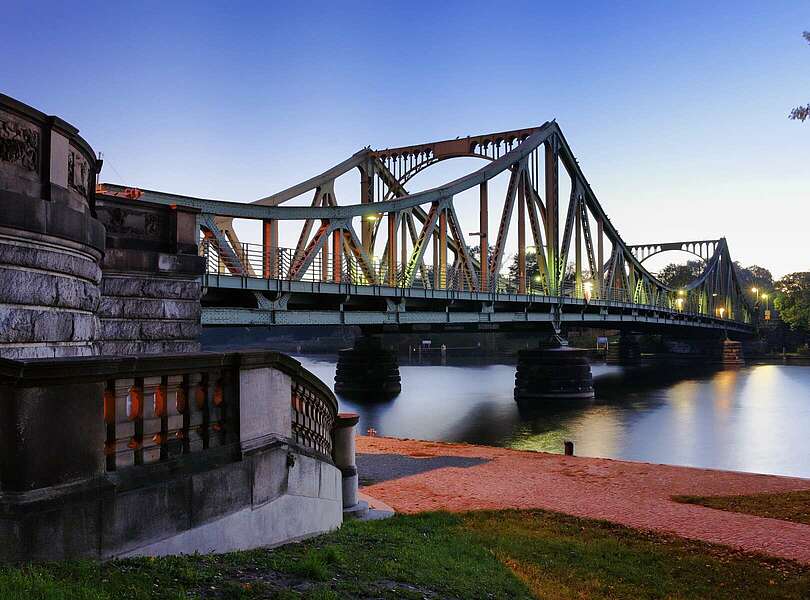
top-left (101, 122), bottom-right (752, 336)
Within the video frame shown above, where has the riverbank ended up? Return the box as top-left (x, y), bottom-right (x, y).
top-left (357, 435), bottom-right (810, 564)
top-left (6, 509), bottom-right (810, 599)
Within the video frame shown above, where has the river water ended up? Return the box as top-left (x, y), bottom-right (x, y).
top-left (297, 357), bottom-right (810, 479)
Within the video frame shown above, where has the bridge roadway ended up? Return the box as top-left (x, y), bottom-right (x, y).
top-left (201, 273), bottom-right (752, 336)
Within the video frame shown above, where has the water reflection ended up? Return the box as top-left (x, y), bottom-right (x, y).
top-left (297, 356), bottom-right (810, 478)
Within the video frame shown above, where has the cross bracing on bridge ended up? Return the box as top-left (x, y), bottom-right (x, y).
top-left (99, 122), bottom-right (752, 334)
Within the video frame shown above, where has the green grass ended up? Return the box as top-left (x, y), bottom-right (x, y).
top-left (673, 489), bottom-right (810, 526)
top-left (1, 510), bottom-right (809, 599)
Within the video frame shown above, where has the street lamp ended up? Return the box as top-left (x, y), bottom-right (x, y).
top-left (719, 307), bottom-right (726, 319)
top-left (761, 293), bottom-right (769, 310)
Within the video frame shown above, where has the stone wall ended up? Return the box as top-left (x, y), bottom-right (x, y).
top-left (0, 93), bottom-right (205, 358)
top-left (0, 93), bottom-right (104, 359)
top-left (95, 195), bottom-right (204, 354)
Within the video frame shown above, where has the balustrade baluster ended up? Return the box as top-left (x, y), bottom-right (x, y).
top-left (104, 380), bottom-right (116, 471)
top-left (130, 378), bottom-right (145, 466)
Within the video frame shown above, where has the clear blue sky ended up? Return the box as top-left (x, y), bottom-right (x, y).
top-left (2, 1), bottom-right (808, 277)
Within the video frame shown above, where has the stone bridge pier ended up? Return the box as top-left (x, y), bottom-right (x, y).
top-left (606, 332), bottom-right (642, 365)
top-left (515, 336), bottom-right (595, 403)
top-left (334, 333), bottom-right (401, 399)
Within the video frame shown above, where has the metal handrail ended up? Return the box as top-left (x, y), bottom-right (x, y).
top-left (200, 239), bottom-right (750, 324)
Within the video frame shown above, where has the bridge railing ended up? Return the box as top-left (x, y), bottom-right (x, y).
top-left (200, 240), bottom-right (748, 323)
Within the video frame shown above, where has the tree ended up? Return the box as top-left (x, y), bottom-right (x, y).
top-left (657, 261), bottom-right (703, 288)
top-left (774, 272), bottom-right (810, 330)
top-left (507, 251), bottom-right (542, 286)
top-left (789, 32), bottom-right (810, 122)
top-left (734, 263), bottom-right (774, 293)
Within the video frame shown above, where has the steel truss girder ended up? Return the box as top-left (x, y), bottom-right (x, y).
top-left (102, 121), bottom-right (751, 324)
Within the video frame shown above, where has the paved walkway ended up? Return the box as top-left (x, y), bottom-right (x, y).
top-left (357, 436), bottom-right (810, 564)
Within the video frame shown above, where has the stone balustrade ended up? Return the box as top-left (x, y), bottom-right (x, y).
top-left (0, 350), bottom-right (343, 561)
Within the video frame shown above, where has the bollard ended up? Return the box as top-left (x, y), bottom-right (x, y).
top-left (564, 440), bottom-right (574, 456)
top-left (333, 412), bottom-right (360, 510)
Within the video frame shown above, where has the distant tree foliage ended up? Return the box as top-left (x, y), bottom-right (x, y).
top-left (733, 263), bottom-right (774, 293)
top-left (507, 251), bottom-right (540, 280)
top-left (774, 272), bottom-right (810, 330)
top-left (789, 31), bottom-right (810, 122)
top-left (657, 261), bottom-right (703, 288)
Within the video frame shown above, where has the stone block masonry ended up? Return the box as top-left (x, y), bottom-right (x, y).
top-left (97, 275), bottom-right (201, 354)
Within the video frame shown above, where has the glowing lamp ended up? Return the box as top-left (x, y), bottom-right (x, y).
top-left (583, 280), bottom-right (593, 303)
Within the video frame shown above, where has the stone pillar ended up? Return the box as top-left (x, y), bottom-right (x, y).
top-left (515, 343), bottom-right (594, 402)
top-left (717, 338), bottom-right (744, 367)
top-left (0, 94), bottom-right (105, 359)
top-left (334, 335), bottom-right (401, 398)
top-left (332, 412), bottom-right (360, 514)
top-left (606, 333), bottom-right (641, 365)
top-left (94, 196), bottom-right (204, 354)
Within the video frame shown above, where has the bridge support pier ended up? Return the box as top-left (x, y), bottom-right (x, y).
top-left (334, 335), bottom-right (401, 399)
top-left (515, 339), bottom-right (594, 403)
top-left (606, 333), bottom-right (641, 365)
top-left (716, 338), bottom-right (745, 367)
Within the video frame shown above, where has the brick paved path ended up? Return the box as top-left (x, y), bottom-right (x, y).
top-left (358, 436), bottom-right (810, 564)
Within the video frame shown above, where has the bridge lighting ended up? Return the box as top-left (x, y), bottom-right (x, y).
top-left (678, 289), bottom-right (686, 297)
top-left (364, 213), bottom-right (379, 222)
top-left (751, 287), bottom-right (758, 294)
top-left (583, 280), bottom-right (593, 303)
top-left (719, 307), bottom-right (726, 319)
top-left (675, 297), bottom-right (684, 311)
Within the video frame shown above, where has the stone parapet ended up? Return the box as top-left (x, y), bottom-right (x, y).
top-left (0, 349), bottom-right (342, 561)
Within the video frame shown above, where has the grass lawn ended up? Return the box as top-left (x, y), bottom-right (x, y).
top-left (673, 490), bottom-right (810, 526)
top-left (1, 509), bottom-right (809, 599)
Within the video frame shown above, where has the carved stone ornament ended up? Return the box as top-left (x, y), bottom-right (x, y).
top-left (0, 116), bottom-right (40, 173)
top-left (68, 149), bottom-right (89, 196)
top-left (102, 206), bottom-right (167, 241)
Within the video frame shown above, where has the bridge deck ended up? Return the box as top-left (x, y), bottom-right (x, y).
top-left (202, 274), bottom-right (752, 334)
